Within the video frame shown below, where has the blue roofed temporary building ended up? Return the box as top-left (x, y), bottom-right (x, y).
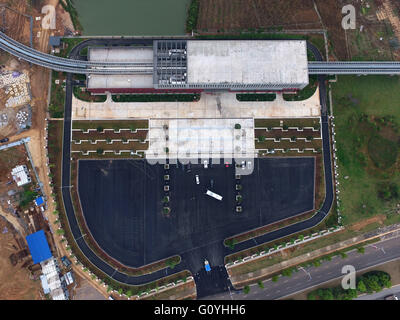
top-left (26, 230), bottom-right (52, 264)
top-left (35, 196), bottom-right (44, 206)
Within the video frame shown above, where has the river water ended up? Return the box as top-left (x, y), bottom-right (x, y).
top-left (74, 0), bottom-right (190, 36)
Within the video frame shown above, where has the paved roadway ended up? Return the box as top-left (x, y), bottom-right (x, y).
top-left (59, 38), bottom-right (335, 294)
top-left (203, 235), bottom-right (400, 300)
top-left (355, 285), bottom-right (400, 300)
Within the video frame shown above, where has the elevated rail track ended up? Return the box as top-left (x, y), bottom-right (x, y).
top-left (2, 32), bottom-right (400, 75)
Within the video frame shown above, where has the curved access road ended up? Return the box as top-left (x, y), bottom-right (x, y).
top-left (59, 38), bottom-right (334, 294)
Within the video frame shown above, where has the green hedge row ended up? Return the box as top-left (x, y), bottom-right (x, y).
top-left (186, 0), bottom-right (200, 33)
top-left (307, 271), bottom-right (392, 300)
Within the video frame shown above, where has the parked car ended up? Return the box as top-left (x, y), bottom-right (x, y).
top-left (203, 160), bottom-right (208, 168)
top-left (195, 175), bottom-right (200, 185)
top-left (384, 294), bottom-right (399, 300)
top-left (0, 137), bottom-right (9, 143)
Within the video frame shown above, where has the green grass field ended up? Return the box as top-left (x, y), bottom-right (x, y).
top-left (332, 76), bottom-right (400, 225)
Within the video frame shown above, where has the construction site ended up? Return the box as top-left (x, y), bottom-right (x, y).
top-left (0, 0), bottom-right (90, 300)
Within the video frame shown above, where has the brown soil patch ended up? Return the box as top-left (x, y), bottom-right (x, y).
top-left (197, 0), bottom-right (321, 31)
top-left (350, 215), bottom-right (386, 232)
top-left (0, 216), bottom-right (41, 300)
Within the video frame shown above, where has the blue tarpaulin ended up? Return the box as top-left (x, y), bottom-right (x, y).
top-left (35, 196), bottom-right (44, 206)
top-left (26, 230), bottom-right (52, 264)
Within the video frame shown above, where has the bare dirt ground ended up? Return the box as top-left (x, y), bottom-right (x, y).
top-left (72, 273), bottom-right (106, 300)
top-left (0, 216), bottom-right (41, 300)
top-left (350, 215), bottom-right (386, 232)
top-left (197, 0), bottom-right (321, 32)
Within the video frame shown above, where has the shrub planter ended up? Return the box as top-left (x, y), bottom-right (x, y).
top-left (164, 164), bottom-right (170, 170)
top-left (163, 207), bottom-right (171, 217)
top-left (236, 184), bottom-right (242, 191)
top-left (236, 206), bottom-right (242, 213)
top-left (164, 185), bottom-right (170, 192)
top-left (236, 195), bottom-right (243, 204)
top-left (164, 175), bottom-right (170, 181)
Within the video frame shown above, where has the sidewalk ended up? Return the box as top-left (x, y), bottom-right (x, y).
top-left (72, 90), bottom-right (321, 120)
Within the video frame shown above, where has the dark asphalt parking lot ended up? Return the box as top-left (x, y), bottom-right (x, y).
top-left (78, 157), bottom-right (315, 268)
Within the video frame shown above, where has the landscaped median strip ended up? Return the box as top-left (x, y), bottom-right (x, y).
top-left (227, 223), bottom-right (400, 288)
top-left (225, 226), bottom-right (343, 269)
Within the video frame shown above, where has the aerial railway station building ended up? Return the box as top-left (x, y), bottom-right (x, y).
top-left (87, 40), bottom-right (309, 95)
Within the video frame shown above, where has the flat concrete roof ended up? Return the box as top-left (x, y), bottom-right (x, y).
top-left (88, 47), bottom-right (153, 63)
top-left (88, 74), bottom-right (153, 89)
top-left (186, 40), bottom-right (308, 86)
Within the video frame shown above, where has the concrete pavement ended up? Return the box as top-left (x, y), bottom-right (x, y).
top-left (71, 90), bottom-right (321, 120)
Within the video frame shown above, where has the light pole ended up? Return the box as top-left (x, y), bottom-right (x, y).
top-left (299, 266), bottom-right (312, 280)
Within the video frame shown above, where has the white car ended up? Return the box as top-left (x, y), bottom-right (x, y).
top-left (241, 161), bottom-right (246, 169)
top-left (247, 161), bottom-right (252, 169)
top-left (204, 160), bottom-right (208, 168)
top-left (195, 175), bottom-right (200, 184)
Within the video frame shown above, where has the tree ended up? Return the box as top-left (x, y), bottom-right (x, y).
top-left (281, 268), bottom-right (292, 277)
top-left (243, 285), bottom-right (250, 294)
top-left (126, 290), bottom-right (133, 298)
top-left (318, 288), bottom-right (333, 300)
top-left (235, 123), bottom-right (241, 129)
top-left (225, 238), bottom-right (237, 250)
top-left (364, 275), bottom-right (382, 293)
top-left (271, 275), bottom-right (279, 282)
top-left (357, 247), bottom-right (365, 254)
top-left (162, 196), bottom-right (169, 203)
top-left (257, 281), bottom-right (264, 289)
top-left (166, 259), bottom-right (177, 269)
top-left (313, 260), bottom-right (321, 267)
top-left (344, 289), bottom-right (358, 300)
top-left (96, 126), bottom-right (104, 132)
top-left (307, 291), bottom-right (317, 300)
top-left (357, 280), bottom-right (367, 293)
top-left (258, 136), bottom-right (265, 142)
top-left (377, 272), bottom-right (392, 288)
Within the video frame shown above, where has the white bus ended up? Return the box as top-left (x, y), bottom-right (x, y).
top-left (206, 190), bottom-right (223, 201)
